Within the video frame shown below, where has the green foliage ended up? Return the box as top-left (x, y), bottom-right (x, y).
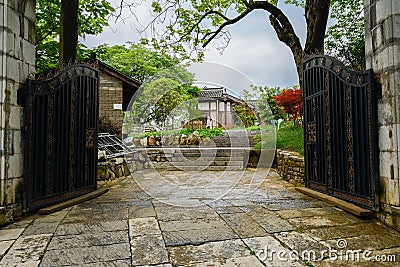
top-left (144, 0), bottom-right (296, 59)
top-left (285, 0), bottom-right (365, 68)
top-left (125, 65), bottom-right (201, 127)
top-left (94, 42), bottom-right (181, 83)
top-left (325, 0), bottom-right (365, 69)
top-left (252, 126), bottom-right (277, 150)
top-left (130, 127), bottom-right (223, 139)
top-left (181, 127), bottom-right (223, 138)
top-left (251, 85), bottom-right (285, 123)
top-left (233, 103), bottom-right (257, 128)
top-left (35, 0), bottom-right (114, 73)
top-left (246, 125), bottom-right (261, 131)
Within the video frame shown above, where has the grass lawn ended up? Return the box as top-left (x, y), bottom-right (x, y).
top-left (253, 122), bottom-right (304, 155)
top-left (276, 122), bottom-right (304, 155)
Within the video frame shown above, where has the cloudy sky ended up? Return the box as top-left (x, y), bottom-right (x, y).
top-left (81, 1), bottom-right (307, 90)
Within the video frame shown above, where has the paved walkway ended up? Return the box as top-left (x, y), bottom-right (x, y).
top-left (1, 169), bottom-right (400, 266)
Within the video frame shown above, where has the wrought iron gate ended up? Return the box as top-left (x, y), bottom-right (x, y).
top-left (22, 64), bottom-right (99, 211)
top-left (302, 55), bottom-right (379, 210)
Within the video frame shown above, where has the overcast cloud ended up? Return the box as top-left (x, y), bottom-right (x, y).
top-left (81, 1), bottom-right (307, 89)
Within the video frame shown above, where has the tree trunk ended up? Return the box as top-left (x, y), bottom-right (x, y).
top-left (59, 0), bottom-right (79, 66)
top-left (305, 0), bottom-right (331, 54)
top-left (269, 0), bottom-right (331, 85)
top-left (269, 15), bottom-right (304, 84)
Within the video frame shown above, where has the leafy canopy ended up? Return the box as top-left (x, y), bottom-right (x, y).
top-left (273, 87), bottom-right (302, 126)
top-left (94, 42), bottom-right (181, 83)
top-left (35, 0), bottom-right (114, 72)
top-left (251, 85), bottom-right (285, 123)
top-left (125, 65), bottom-right (201, 127)
top-left (325, 0), bottom-right (365, 69)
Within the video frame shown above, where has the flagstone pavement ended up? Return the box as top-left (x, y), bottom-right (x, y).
top-left (1, 168), bottom-right (400, 266)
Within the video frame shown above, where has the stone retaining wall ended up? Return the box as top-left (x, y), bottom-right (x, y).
top-left (98, 158), bottom-right (131, 180)
top-left (275, 149), bottom-right (305, 185)
top-left (0, 0), bottom-right (36, 225)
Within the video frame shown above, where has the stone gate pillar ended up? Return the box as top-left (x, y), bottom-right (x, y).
top-left (364, 0), bottom-right (400, 229)
top-left (0, 0), bottom-right (35, 224)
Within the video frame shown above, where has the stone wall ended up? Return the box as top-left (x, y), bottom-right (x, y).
top-left (364, 0), bottom-right (400, 230)
top-left (275, 150), bottom-right (305, 185)
top-left (99, 70), bottom-right (123, 135)
top-left (0, 0), bottom-right (35, 225)
top-left (125, 150), bottom-right (151, 172)
top-left (97, 158), bottom-right (131, 187)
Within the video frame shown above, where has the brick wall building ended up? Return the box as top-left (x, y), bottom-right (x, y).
top-left (98, 62), bottom-right (140, 137)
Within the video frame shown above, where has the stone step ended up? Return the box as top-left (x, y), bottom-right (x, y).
top-left (167, 156), bottom-right (244, 162)
top-left (171, 152), bottom-right (244, 158)
top-left (170, 160), bottom-right (244, 167)
top-left (165, 165), bottom-right (244, 171)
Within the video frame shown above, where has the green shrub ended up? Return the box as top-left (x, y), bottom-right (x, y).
top-left (129, 127), bottom-right (224, 139)
top-left (246, 125), bottom-right (261, 131)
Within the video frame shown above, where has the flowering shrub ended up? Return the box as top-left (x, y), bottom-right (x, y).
top-left (273, 87), bottom-right (302, 127)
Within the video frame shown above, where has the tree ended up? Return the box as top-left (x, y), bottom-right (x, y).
top-left (325, 0), bottom-right (365, 69)
top-left (59, 0), bottom-right (79, 65)
top-left (273, 87), bottom-right (302, 126)
top-left (252, 85), bottom-right (285, 123)
top-left (233, 102), bottom-right (257, 128)
top-left (36, 0), bottom-right (114, 72)
top-left (143, 0), bottom-right (332, 83)
top-left (125, 65), bottom-right (201, 127)
top-left (94, 42), bottom-right (181, 83)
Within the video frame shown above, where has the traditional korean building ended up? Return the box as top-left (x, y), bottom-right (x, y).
top-left (197, 86), bottom-right (244, 129)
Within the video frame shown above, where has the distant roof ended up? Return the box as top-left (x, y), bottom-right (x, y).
top-left (199, 87), bottom-right (224, 98)
top-left (199, 86), bottom-right (242, 103)
top-left (98, 61), bottom-right (141, 89)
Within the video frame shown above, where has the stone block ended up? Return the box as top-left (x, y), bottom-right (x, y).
top-left (0, 0), bottom-right (4, 22)
top-left (376, 0), bottom-right (392, 23)
top-left (379, 125), bottom-right (394, 152)
top-left (1, 233), bottom-right (52, 266)
top-left (25, 0), bottom-right (36, 21)
top-left (6, 57), bottom-right (20, 83)
top-left (378, 97), bottom-right (394, 125)
top-left (6, 6), bottom-right (20, 36)
top-left (7, 154), bottom-right (23, 178)
top-left (27, 18), bottom-right (35, 43)
top-left (13, 131), bottom-right (24, 155)
top-left (168, 239), bottom-right (249, 266)
top-left (41, 243), bottom-right (131, 266)
top-left (9, 105), bottom-right (22, 129)
top-left (0, 240), bottom-right (13, 259)
top-left (371, 24), bottom-right (384, 51)
top-left (382, 178), bottom-right (400, 206)
top-left (130, 234), bottom-right (168, 266)
top-left (6, 31), bottom-right (15, 58)
top-left (22, 39), bottom-right (35, 66)
top-left (0, 228), bottom-right (24, 241)
top-left (379, 151), bottom-right (399, 180)
top-left (377, 46), bottom-right (392, 70)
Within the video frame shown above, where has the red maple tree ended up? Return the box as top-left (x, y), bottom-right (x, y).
top-left (273, 88), bottom-right (302, 126)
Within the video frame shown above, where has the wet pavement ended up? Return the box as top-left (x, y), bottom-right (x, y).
top-left (1, 168), bottom-right (400, 266)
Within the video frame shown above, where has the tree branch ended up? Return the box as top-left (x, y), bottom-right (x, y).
top-left (202, 8), bottom-right (252, 47)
